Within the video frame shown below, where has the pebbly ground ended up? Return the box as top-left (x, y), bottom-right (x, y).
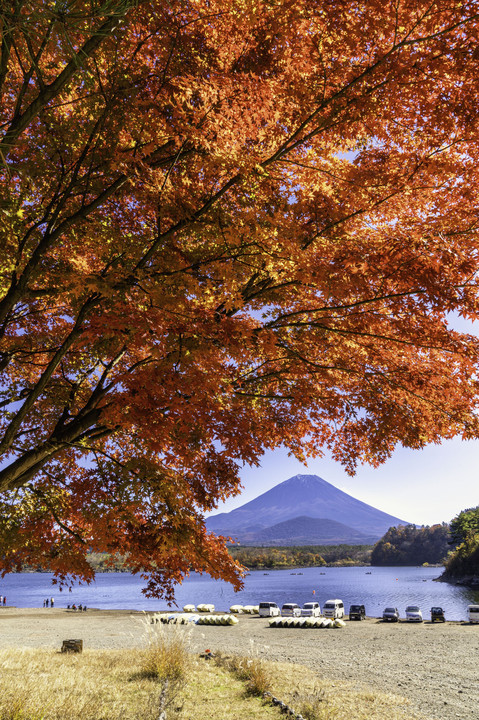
top-left (0, 608), bottom-right (476, 720)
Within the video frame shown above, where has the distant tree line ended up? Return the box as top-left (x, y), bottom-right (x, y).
top-left (370, 524), bottom-right (450, 566)
top-left (228, 544), bottom-right (372, 569)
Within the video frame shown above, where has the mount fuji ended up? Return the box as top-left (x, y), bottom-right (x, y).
top-left (205, 474), bottom-right (409, 545)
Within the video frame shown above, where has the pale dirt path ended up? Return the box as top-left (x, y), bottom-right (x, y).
top-left (0, 609), bottom-right (477, 720)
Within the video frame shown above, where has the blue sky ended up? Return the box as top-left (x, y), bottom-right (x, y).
top-left (212, 437), bottom-right (479, 527)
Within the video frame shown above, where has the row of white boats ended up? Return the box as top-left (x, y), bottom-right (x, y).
top-left (151, 612), bottom-right (239, 625)
top-left (150, 612), bottom-right (346, 628)
top-left (268, 616), bottom-right (345, 628)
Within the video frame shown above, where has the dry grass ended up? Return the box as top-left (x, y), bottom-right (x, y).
top-left (0, 622), bottom-right (193, 720)
top-left (0, 642), bottom-right (426, 720)
top-left (137, 622), bottom-right (191, 682)
top-left (0, 647), bottom-right (279, 720)
top-left (137, 623), bottom-right (192, 718)
top-left (0, 647), bottom-right (163, 720)
top-left (215, 652), bottom-right (273, 697)
top-left (181, 660), bottom-right (281, 720)
top-left (293, 683), bottom-right (329, 720)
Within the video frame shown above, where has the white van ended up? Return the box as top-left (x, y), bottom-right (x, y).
top-left (467, 604), bottom-right (479, 623)
top-left (281, 602), bottom-right (301, 617)
top-left (323, 599), bottom-right (345, 619)
top-left (301, 602), bottom-right (321, 617)
top-left (258, 601), bottom-right (280, 617)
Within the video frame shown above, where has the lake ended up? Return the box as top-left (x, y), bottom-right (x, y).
top-left (1, 566), bottom-right (478, 621)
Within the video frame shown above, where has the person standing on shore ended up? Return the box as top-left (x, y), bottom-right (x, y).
top-left (50, 598), bottom-right (54, 608)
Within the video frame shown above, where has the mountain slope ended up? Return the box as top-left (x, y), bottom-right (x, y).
top-left (240, 515), bottom-right (376, 546)
top-left (206, 474), bottom-right (409, 543)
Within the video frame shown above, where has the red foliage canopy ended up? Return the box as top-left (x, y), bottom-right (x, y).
top-left (1, 0), bottom-right (479, 599)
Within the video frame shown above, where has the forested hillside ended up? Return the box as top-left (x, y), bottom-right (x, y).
top-left (371, 524), bottom-right (450, 566)
top-left (441, 507), bottom-right (479, 582)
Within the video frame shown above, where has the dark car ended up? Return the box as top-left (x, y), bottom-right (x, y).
top-left (349, 604), bottom-right (366, 620)
top-left (382, 606), bottom-right (400, 622)
top-left (431, 606), bottom-right (445, 622)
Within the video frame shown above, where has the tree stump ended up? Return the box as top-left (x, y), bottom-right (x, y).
top-left (61, 639), bottom-right (83, 653)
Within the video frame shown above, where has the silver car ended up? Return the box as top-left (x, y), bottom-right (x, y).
top-left (405, 605), bottom-right (423, 622)
top-left (382, 606), bottom-right (399, 622)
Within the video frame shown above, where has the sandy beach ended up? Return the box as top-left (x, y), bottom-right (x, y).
top-left (0, 607), bottom-right (476, 720)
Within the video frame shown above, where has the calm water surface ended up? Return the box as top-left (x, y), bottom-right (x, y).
top-left (1, 566), bottom-right (478, 621)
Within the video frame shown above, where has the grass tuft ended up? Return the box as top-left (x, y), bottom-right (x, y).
top-left (218, 653), bottom-right (273, 697)
top-left (213, 641), bottom-right (274, 698)
top-left (139, 623), bottom-right (191, 683)
top-left (298, 697), bottom-right (331, 720)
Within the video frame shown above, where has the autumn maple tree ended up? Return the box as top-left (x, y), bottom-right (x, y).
top-left (1, 0), bottom-right (479, 599)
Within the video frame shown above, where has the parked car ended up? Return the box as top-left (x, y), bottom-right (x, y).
top-left (349, 604), bottom-right (366, 620)
top-left (382, 607), bottom-right (400, 622)
top-left (258, 602), bottom-right (280, 617)
top-left (405, 605), bottom-right (423, 622)
top-left (467, 604), bottom-right (479, 623)
top-left (430, 606), bottom-right (445, 622)
top-left (323, 599), bottom-right (345, 619)
top-left (281, 603), bottom-right (301, 617)
top-left (301, 602), bottom-right (321, 617)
